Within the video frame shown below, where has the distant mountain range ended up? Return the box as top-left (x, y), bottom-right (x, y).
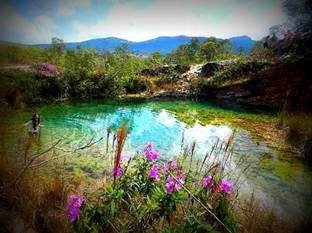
top-left (34, 35), bottom-right (256, 55)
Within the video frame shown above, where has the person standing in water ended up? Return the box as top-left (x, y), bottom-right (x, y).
top-left (24, 114), bottom-right (41, 136)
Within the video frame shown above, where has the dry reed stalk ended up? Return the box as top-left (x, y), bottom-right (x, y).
top-left (188, 141), bottom-right (196, 175)
top-left (113, 124), bottom-right (127, 183)
top-left (112, 133), bottom-right (116, 150)
top-left (106, 126), bottom-right (112, 153)
top-left (181, 130), bottom-right (185, 151)
top-left (199, 138), bottom-right (219, 174)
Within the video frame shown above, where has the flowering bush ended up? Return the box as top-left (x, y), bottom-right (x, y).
top-left (66, 142), bottom-right (236, 232)
top-left (31, 62), bottom-right (61, 76)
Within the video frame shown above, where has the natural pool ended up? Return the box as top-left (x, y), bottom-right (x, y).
top-left (4, 99), bottom-right (312, 220)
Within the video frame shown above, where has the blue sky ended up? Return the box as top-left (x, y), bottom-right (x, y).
top-left (0, 0), bottom-right (287, 44)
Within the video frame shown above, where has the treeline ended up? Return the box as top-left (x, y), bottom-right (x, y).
top-left (0, 37), bottom-right (242, 106)
top-left (166, 37), bottom-right (237, 65)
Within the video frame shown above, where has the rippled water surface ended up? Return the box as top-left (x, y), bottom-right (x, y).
top-left (6, 99), bottom-right (312, 219)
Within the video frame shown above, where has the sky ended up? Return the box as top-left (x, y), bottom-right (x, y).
top-left (0, 0), bottom-right (288, 44)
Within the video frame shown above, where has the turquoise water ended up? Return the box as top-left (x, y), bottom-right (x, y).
top-left (5, 99), bottom-right (312, 219)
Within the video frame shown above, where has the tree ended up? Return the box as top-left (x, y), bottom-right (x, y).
top-left (174, 44), bottom-right (193, 65)
top-left (199, 37), bottom-right (222, 61)
top-left (114, 43), bottom-right (130, 58)
top-left (189, 37), bottom-right (201, 61)
top-left (221, 39), bottom-right (232, 55)
top-left (149, 51), bottom-right (164, 65)
top-left (49, 37), bottom-right (66, 65)
top-left (51, 37), bottom-right (65, 57)
top-left (238, 47), bottom-right (244, 56)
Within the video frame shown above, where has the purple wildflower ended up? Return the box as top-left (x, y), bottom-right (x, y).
top-left (174, 173), bottom-right (185, 191)
top-left (148, 151), bottom-right (159, 161)
top-left (202, 176), bottom-right (213, 188)
top-left (143, 141), bottom-right (154, 153)
top-left (144, 142), bottom-right (159, 161)
top-left (149, 164), bottom-right (160, 181)
top-left (112, 167), bottom-right (123, 178)
top-left (65, 194), bottom-right (85, 222)
top-left (165, 176), bottom-right (175, 194)
top-left (170, 161), bottom-right (178, 170)
top-left (98, 195), bottom-right (105, 202)
top-left (162, 163), bottom-right (169, 173)
top-left (219, 179), bottom-right (233, 195)
top-left (162, 160), bottom-right (178, 174)
top-left (164, 173), bottom-right (185, 194)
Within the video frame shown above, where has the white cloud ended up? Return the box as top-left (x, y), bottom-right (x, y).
top-left (57, 0), bottom-right (92, 16)
top-left (72, 0), bottom-right (287, 41)
top-left (0, 0), bottom-right (288, 43)
top-left (34, 15), bottom-right (58, 30)
top-left (0, 2), bottom-right (57, 44)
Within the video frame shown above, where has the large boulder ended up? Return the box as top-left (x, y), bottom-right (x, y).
top-left (200, 62), bottom-right (221, 77)
top-left (200, 60), bottom-right (237, 77)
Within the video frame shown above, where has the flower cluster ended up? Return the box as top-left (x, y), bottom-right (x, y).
top-left (32, 62), bottom-right (58, 74)
top-left (202, 175), bottom-right (212, 188)
top-left (65, 194), bottom-right (85, 222)
top-left (149, 164), bottom-right (160, 181)
top-left (219, 179), bottom-right (233, 195)
top-left (162, 160), bottom-right (178, 173)
top-left (201, 176), bottom-right (233, 195)
top-left (112, 167), bottom-right (123, 178)
top-left (165, 172), bottom-right (185, 194)
top-left (143, 142), bottom-right (159, 161)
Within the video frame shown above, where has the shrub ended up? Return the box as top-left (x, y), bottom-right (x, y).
top-left (124, 76), bottom-right (150, 94)
top-left (65, 141), bottom-right (238, 233)
top-left (210, 61), bottom-right (267, 86)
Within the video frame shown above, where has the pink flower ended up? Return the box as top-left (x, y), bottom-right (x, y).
top-left (165, 176), bottom-right (175, 194)
top-left (219, 179), bottom-right (232, 195)
top-left (162, 160), bottom-right (178, 174)
top-left (112, 167), bottom-right (123, 178)
top-left (164, 173), bottom-right (185, 194)
top-left (149, 164), bottom-right (160, 181)
top-left (162, 163), bottom-right (169, 173)
top-left (144, 142), bottom-right (159, 161)
top-left (98, 195), bottom-right (105, 202)
top-left (65, 194), bottom-right (85, 222)
top-left (170, 161), bottom-right (178, 170)
top-left (147, 151), bottom-right (159, 161)
top-left (174, 173), bottom-right (185, 191)
top-left (202, 176), bottom-right (213, 188)
top-left (143, 141), bottom-right (154, 153)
